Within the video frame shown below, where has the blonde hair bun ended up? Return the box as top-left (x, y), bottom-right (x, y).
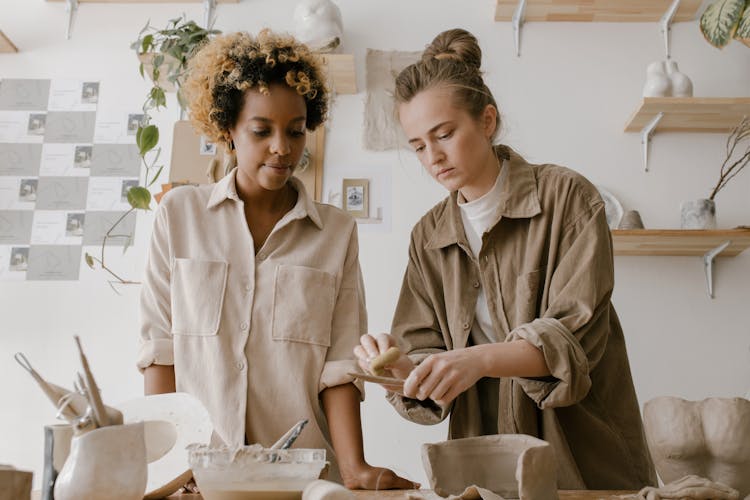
top-left (422, 28), bottom-right (482, 71)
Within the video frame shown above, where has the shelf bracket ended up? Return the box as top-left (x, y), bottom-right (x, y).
top-left (703, 240), bottom-right (730, 299)
top-left (512, 0), bottom-right (527, 57)
top-left (65, 0), bottom-right (78, 40)
top-left (203, 0), bottom-right (218, 30)
top-left (659, 0), bottom-right (681, 59)
top-left (641, 112), bottom-right (663, 172)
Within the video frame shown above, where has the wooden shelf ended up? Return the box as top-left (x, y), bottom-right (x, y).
top-left (612, 229), bottom-right (750, 256)
top-left (495, 0), bottom-right (703, 22)
top-left (0, 30), bottom-right (18, 53)
top-left (625, 97), bottom-right (750, 133)
top-left (46, 0), bottom-right (238, 3)
top-left (321, 54), bottom-right (356, 95)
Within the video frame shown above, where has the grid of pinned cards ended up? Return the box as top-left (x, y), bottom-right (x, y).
top-left (0, 78), bottom-right (141, 280)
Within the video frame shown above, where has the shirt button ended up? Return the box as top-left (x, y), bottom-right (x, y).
top-left (473, 281), bottom-right (480, 288)
top-left (463, 322), bottom-right (470, 330)
top-left (244, 283), bottom-right (252, 292)
top-left (240, 322), bottom-right (249, 331)
top-left (236, 361), bottom-right (245, 370)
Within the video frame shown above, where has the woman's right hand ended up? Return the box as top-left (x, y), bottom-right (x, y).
top-left (354, 334), bottom-right (415, 389)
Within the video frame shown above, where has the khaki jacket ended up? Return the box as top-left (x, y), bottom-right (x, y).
top-left (387, 146), bottom-right (657, 490)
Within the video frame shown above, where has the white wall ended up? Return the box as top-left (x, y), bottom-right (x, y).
top-left (1, 0), bottom-right (749, 488)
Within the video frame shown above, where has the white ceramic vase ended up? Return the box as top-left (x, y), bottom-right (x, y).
top-left (665, 60), bottom-right (693, 97)
top-left (680, 198), bottom-right (716, 229)
top-left (54, 422), bottom-right (147, 500)
top-left (643, 61), bottom-right (671, 97)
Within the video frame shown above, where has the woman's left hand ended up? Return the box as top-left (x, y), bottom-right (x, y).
top-left (403, 347), bottom-right (486, 406)
top-left (341, 463), bottom-right (419, 490)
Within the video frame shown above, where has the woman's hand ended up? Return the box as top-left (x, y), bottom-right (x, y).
top-left (341, 463), bottom-right (419, 490)
top-left (403, 346), bottom-right (486, 407)
top-left (354, 334), bottom-right (415, 392)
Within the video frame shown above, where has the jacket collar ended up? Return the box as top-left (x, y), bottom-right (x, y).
top-left (426, 145), bottom-right (541, 250)
top-left (207, 167), bottom-right (323, 229)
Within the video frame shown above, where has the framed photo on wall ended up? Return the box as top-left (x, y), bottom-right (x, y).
top-left (343, 178), bottom-right (369, 218)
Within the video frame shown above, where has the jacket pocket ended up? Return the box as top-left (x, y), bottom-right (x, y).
top-left (271, 264), bottom-right (335, 347)
top-left (171, 258), bottom-right (228, 336)
top-left (515, 268), bottom-right (545, 324)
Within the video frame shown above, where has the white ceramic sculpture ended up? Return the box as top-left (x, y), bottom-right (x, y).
top-left (643, 61), bottom-right (671, 97)
top-left (422, 434), bottom-right (558, 500)
top-left (643, 397), bottom-right (750, 498)
top-left (680, 199), bottom-right (716, 229)
top-left (665, 60), bottom-right (693, 97)
top-left (53, 422), bottom-right (147, 500)
top-left (293, 0), bottom-right (343, 52)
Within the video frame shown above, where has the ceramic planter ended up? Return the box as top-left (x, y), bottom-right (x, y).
top-left (54, 422), bottom-right (147, 500)
top-left (680, 198), bottom-right (716, 229)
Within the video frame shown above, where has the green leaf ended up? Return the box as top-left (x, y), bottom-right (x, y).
top-left (147, 165), bottom-right (164, 187)
top-left (127, 186), bottom-right (152, 210)
top-left (85, 253), bottom-right (95, 269)
top-left (153, 53), bottom-right (164, 68)
top-left (141, 34), bottom-right (153, 53)
top-left (734, 3), bottom-right (750, 46)
top-left (137, 124), bottom-right (159, 155)
top-left (700, 0), bottom-right (745, 48)
top-left (139, 62), bottom-right (145, 79)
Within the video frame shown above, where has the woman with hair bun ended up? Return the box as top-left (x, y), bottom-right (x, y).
top-left (356, 28), bottom-right (656, 490)
top-left (138, 29), bottom-right (414, 490)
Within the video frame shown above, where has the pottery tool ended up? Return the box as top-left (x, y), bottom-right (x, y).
top-left (369, 346), bottom-right (401, 376)
top-left (347, 371), bottom-right (405, 392)
top-left (74, 335), bottom-right (109, 427)
top-left (270, 419), bottom-right (309, 450)
top-left (14, 352), bottom-right (83, 420)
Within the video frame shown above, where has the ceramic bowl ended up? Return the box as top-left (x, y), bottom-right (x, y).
top-left (187, 444), bottom-right (327, 500)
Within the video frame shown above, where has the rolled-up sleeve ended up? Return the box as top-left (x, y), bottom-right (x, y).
top-left (137, 202), bottom-right (174, 371)
top-left (319, 222), bottom-right (366, 397)
top-left (509, 202), bottom-right (612, 409)
top-left (386, 231), bottom-right (451, 425)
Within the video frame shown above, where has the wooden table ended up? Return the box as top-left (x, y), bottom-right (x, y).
top-left (158, 491), bottom-right (636, 499)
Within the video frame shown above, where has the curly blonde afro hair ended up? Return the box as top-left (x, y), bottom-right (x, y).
top-left (182, 29), bottom-right (329, 149)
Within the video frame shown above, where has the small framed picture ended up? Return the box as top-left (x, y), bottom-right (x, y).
top-left (342, 178), bottom-right (369, 218)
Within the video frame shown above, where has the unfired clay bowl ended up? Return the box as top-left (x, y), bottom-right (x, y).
top-left (643, 396), bottom-right (750, 497)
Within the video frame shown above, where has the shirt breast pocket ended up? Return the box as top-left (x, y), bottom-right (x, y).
top-left (171, 258), bottom-right (228, 336)
top-left (271, 264), bottom-right (335, 347)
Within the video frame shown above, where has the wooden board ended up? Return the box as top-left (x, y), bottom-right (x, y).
top-left (143, 491), bottom-right (639, 499)
top-left (322, 54), bottom-right (357, 95)
top-left (47, 0), bottom-right (237, 3)
top-left (612, 229), bottom-right (750, 257)
top-left (624, 97), bottom-right (750, 133)
top-left (0, 30), bottom-right (18, 53)
top-left (495, 0), bottom-right (703, 22)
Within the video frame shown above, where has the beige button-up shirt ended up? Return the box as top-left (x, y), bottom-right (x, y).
top-left (138, 169), bottom-right (365, 480)
top-left (387, 146), bottom-right (657, 490)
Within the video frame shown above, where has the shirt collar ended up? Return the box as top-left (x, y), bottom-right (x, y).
top-left (206, 167), bottom-right (323, 230)
top-left (426, 145), bottom-right (541, 250)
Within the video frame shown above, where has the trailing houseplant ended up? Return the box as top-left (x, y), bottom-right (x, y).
top-left (700, 0), bottom-right (750, 49)
top-left (85, 16), bottom-right (219, 288)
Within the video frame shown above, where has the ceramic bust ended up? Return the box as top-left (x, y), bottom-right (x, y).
top-left (643, 396), bottom-right (750, 497)
top-left (293, 0), bottom-right (343, 52)
top-left (642, 61), bottom-right (671, 97)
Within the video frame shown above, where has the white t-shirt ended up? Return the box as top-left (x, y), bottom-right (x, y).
top-left (458, 162), bottom-right (506, 344)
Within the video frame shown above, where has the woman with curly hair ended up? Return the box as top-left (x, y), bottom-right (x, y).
top-left (138, 29), bottom-right (414, 489)
top-left (355, 28), bottom-right (657, 490)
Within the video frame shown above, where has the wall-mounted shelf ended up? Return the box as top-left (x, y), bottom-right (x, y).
top-left (625, 98), bottom-right (750, 171)
top-left (497, 0), bottom-right (703, 57)
top-left (612, 228), bottom-right (750, 298)
top-left (0, 30), bottom-right (18, 53)
top-left (495, 0), bottom-right (702, 22)
top-left (321, 54), bottom-right (356, 95)
top-left (612, 229), bottom-right (750, 256)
